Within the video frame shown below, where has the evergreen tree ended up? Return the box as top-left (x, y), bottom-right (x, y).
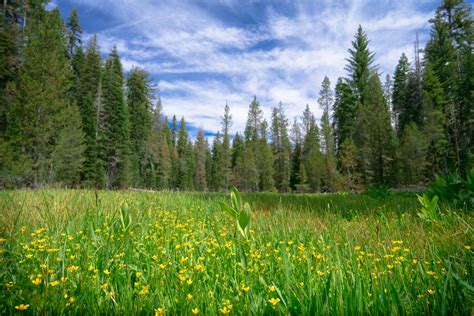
top-left (7, 7), bottom-right (73, 186)
top-left (271, 102), bottom-right (291, 192)
top-left (258, 120), bottom-right (275, 191)
top-left (77, 35), bottom-right (102, 187)
top-left (194, 128), bottom-right (208, 191)
top-left (66, 8), bottom-right (82, 59)
top-left (52, 104), bottom-right (85, 186)
top-left (176, 117), bottom-right (195, 190)
top-left (244, 96), bottom-right (264, 191)
top-left (392, 53), bottom-right (411, 134)
top-left (101, 47), bottom-right (130, 188)
top-left (301, 109), bottom-right (322, 192)
top-left (333, 77), bottom-right (356, 154)
top-left (318, 76), bottom-right (337, 191)
top-left (398, 123), bottom-right (427, 185)
top-left (425, 0), bottom-right (473, 174)
top-left (220, 103), bottom-right (233, 190)
top-left (422, 62), bottom-right (448, 176)
top-left (289, 139), bottom-right (302, 191)
top-left (345, 25), bottom-right (377, 104)
top-left (357, 73), bottom-right (395, 185)
top-left (210, 132), bottom-right (224, 191)
top-left (126, 67), bottom-right (154, 185)
top-left (156, 115), bottom-right (172, 189)
top-left (339, 139), bottom-right (359, 191)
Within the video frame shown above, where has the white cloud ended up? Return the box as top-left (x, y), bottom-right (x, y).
top-left (70, 0), bottom-right (437, 135)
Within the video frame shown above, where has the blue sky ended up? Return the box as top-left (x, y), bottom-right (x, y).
top-left (49, 0), bottom-right (446, 136)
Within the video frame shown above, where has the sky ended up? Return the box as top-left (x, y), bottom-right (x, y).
top-left (49, 0), bottom-right (446, 137)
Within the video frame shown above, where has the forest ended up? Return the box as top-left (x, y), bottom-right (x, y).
top-left (0, 0), bottom-right (472, 191)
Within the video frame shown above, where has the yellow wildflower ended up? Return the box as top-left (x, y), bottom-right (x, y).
top-left (191, 308), bottom-right (200, 315)
top-left (31, 278), bottom-right (42, 286)
top-left (15, 304), bottom-right (29, 310)
top-left (465, 245), bottom-right (471, 250)
top-left (50, 280), bottom-right (60, 287)
top-left (104, 269), bottom-right (111, 275)
top-left (427, 289), bottom-right (435, 295)
top-left (154, 307), bottom-right (165, 316)
top-left (269, 297), bottom-right (281, 305)
top-left (219, 306), bottom-right (231, 314)
top-left (136, 272), bottom-right (142, 278)
top-left (187, 293), bottom-right (193, 301)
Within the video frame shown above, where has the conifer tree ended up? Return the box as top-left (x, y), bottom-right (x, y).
top-left (8, 7), bottom-right (74, 186)
top-left (244, 96), bottom-right (264, 191)
top-left (392, 53), bottom-right (411, 134)
top-left (271, 102), bottom-right (291, 192)
top-left (258, 119), bottom-right (275, 192)
top-left (52, 105), bottom-right (85, 186)
top-left (289, 139), bottom-right (302, 191)
top-left (425, 0), bottom-right (473, 174)
top-left (176, 117), bottom-right (195, 190)
top-left (220, 103), bottom-right (233, 190)
top-left (126, 67), bottom-right (154, 185)
top-left (345, 25), bottom-right (377, 103)
top-left (339, 139), bottom-right (359, 191)
top-left (77, 35), bottom-right (102, 186)
top-left (333, 77), bottom-right (356, 154)
top-left (318, 76), bottom-right (337, 191)
top-left (194, 128), bottom-right (208, 191)
top-left (422, 62), bottom-right (448, 176)
top-left (303, 119), bottom-right (323, 192)
top-left (66, 8), bottom-right (82, 59)
top-left (210, 132), bottom-right (224, 191)
top-left (398, 123), bottom-right (427, 185)
top-left (101, 47), bottom-right (130, 188)
top-left (357, 73), bottom-right (394, 184)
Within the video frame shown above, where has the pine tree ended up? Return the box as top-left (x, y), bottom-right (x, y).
top-left (392, 53), bottom-right (411, 134)
top-left (231, 132), bottom-right (244, 188)
top-left (357, 73), bottom-right (395, 185)
top-left (52, 105), bottom-right (85, 186)
top-left (425, 0), bottom-right (473, 174)
top-left (77, 35), bottom-right (102, 186)
top-left (271, 102), bottom-right (291, 192)
top-left (289, 140), bottom-right (302, 191)
top-left (220, 103), bottom-right (232, 190)
top-left (333, 77), bottom-right (356, 154)
top-left (156, 115), bottom-right (172, 189)
top-left (345, 25), bottom-right (377, 104)
top-left (210, 132), bottom-right (223, 191)
top-left (339, 139), bottom-right (359, 191)
top-left (66, 8), bottom-right (82, 59)
top-left (398, 123), bottom-right (427, 185)
top-left (302, 110), bottom-right (322, 192)
top-left (318, 76), bottom-right (337, 191)
top-left (101, 47), bottom-right (130, 188)
top-left (126, 67), bottom-right (154, 185)
top-left (176, 117), bottom-right (195, 190)
top-left (244, 96), bottom-right (264, 191)
top-left (7, 7), bottom-right (73, 186)
top-left (194, 128), bottom-right (208, 191)
top-left (258, 120), bottom-right (275, 192)
top-left (422, 62), bottom-right (448, 176)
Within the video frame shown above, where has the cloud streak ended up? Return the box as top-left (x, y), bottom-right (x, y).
top-left (61, 0), bottom-right (439, 136)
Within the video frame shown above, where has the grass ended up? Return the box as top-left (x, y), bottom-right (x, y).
top-left (0, 189), bottom-right (473, 314)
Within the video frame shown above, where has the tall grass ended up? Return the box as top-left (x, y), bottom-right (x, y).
top-left (0, 190), bottom-right (472, 314)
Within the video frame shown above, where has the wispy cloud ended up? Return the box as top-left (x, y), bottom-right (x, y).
top-left (62, 0), bottom-right (439, 136)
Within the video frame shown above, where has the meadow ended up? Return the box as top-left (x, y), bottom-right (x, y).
top-left (0, 190), bottom-right (473, 315)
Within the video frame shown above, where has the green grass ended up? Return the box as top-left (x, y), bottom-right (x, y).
top-left (0, 190), bottom-right (473, 314)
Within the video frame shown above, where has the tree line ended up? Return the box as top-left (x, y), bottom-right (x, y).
top-left (0, 0), bottom-right (472, 191)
